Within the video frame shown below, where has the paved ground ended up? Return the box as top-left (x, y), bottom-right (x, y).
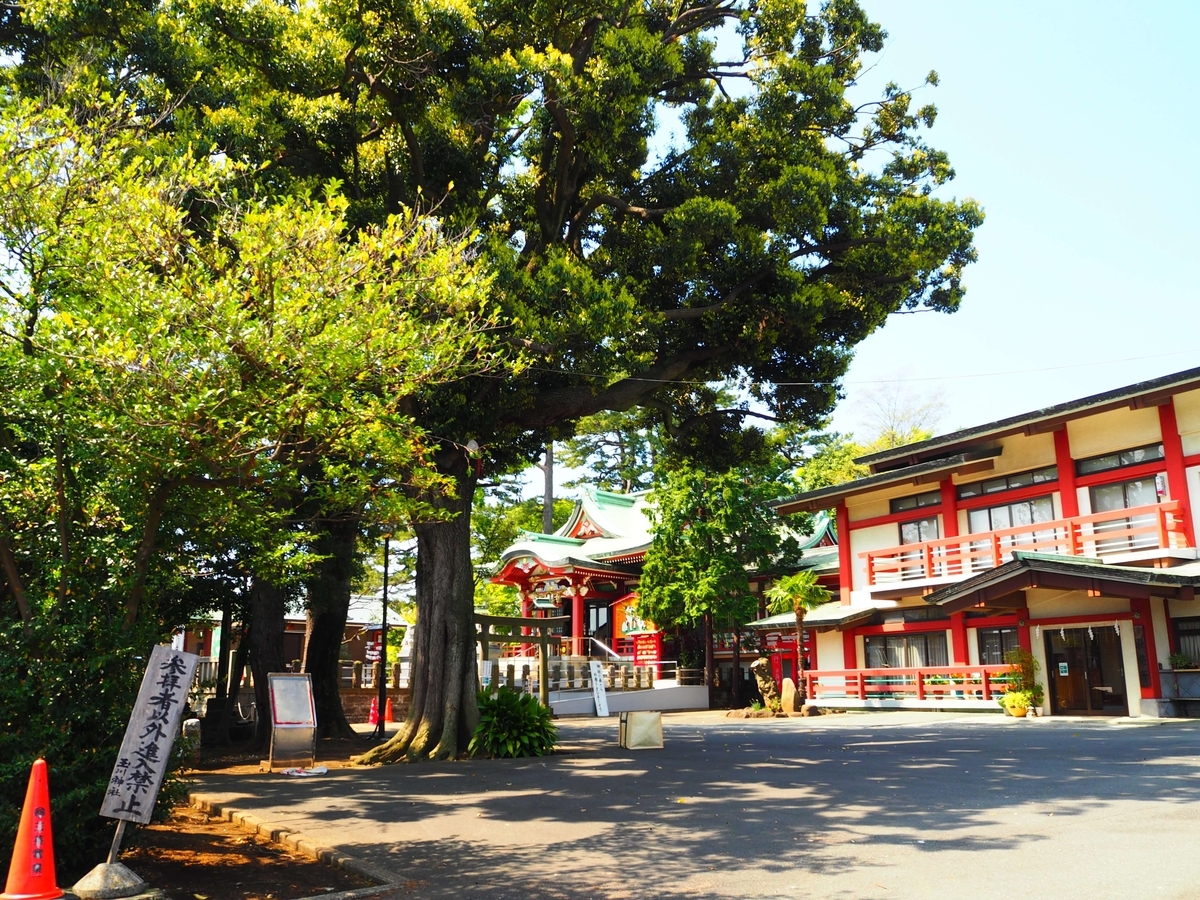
top-left (193, 711), bottom-right (1200, 900)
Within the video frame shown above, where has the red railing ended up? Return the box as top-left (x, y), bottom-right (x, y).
top-left (862, 501), bottom-right (1187, 586)
top-left (804, 664), bottom-right (1015, 702)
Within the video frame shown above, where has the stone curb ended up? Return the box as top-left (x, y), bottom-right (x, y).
top-left (188, 791), bottom-right (404, 897)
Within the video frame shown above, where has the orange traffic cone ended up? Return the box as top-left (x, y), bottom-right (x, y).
top-left (384, 698), bottom-right (394, 723)
top-left (2, 759), bottom-right (64, 900)
top-left (367, 697), bottom-right (378, 725)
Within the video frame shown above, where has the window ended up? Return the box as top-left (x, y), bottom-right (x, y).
top-left (864, 632), bottom-right (949, 668)
top-left (966, 496), bottom-right (1057, 569)
top-left (957, 466), bottom-right (1058, 499)
top-left (877, 607), bottom-right (949, 623)
top-left (967, 496), bottom-right (1055, 534)
top-left (1076, 443), bottom-right (1164, 476)
top-left (890, 490), bottom-right (941, 514)
top-left (1090, 477), bottom-right (1160, 552)
top-left (977, 627), bottom-right (1019, 665)
top-left (899, 516), bottom-right (939, 545)
top-left (1176, 618), bottom-right (1200, 666)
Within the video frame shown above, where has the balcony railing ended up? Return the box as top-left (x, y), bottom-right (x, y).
top-left (862, 500), bottom-right (1188, 587)
top-left (804, 664), bottom-right (1015, 704)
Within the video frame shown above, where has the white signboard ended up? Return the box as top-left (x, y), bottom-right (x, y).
top-left (589, 660), bottom-right (609, 717)
top-left (480, 659), bottom-right (495, 689)
top-left (268, 673), bottom-right (317, 771)
top-left (102, 645), bottom-right (200, 824)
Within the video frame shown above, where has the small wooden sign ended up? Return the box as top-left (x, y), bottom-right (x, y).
top-left (589, 660), bottom-right (609, 717)
top-left (102, 645), bottom-right (200, 824)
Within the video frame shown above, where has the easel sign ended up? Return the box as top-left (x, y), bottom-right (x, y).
top-left (267, 673), bottom-right (316, 771)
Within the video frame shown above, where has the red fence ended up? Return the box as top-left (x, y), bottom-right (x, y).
top-left (804, 664), bottom-right (1016, 702)
top-left (863, 501), bottom-right (1186, 586)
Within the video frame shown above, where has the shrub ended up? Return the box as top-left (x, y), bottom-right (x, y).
top-left (1169, 652), bottom-right (1194, 670)
top-left (0, 618), bottom-right (187, 880)
top-left (469, 688), bottom-right (557, 758)
top-left (998, 648), bottom-right (1044, 709)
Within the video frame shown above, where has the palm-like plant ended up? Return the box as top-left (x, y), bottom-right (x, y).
top-left (766, 571), bottom-right (832, 696)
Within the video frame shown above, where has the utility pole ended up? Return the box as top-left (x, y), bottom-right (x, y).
top-left (373, 534), bottom-right (390, 741)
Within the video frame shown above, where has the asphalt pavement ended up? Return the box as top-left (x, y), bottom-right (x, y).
top-left (192, 711), bottom-right (1200, 900)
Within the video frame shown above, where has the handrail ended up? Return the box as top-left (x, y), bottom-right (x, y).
top-left (590, 637), bottom-right (624, 660)
top-left (860, 501), bottom-right (1186, 586)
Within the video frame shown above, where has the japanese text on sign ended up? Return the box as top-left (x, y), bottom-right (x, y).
top-left (101, 644), bottom-right (199, 824)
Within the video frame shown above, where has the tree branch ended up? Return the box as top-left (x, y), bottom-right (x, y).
top-left (662, 237), bottom-right (889, 320)
top-left (122, 479), bottom-right (176, 632)
top-left (0, 523), bottom-right (31, 631)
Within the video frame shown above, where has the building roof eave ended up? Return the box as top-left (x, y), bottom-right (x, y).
top-left (855, 365), bottom-right (1200, 474)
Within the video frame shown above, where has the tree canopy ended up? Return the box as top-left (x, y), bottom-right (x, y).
top-left (1, 0), bottom-right (984, 763)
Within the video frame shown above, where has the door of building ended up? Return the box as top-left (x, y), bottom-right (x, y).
top-left (1044, 627), bottom-right (1127, 715)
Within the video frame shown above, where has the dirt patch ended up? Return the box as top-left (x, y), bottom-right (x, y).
top-left (121, 735), bottom-right (389, 899)
top-left (123, 805), bottom-right (375, 900)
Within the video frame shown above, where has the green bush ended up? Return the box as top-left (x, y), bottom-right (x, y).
top-left (468, 688), bottom-right (557, 758)
top-left (0, 618), bottom-right (187, 881)
top-left (998, 648), bottom-right (1044, 710)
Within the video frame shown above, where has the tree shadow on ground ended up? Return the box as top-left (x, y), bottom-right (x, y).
top-left (194, 717), bottom-right (1200, 899)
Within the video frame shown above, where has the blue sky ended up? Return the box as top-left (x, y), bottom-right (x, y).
top-left (833, 1), bottom-right (1200, 435)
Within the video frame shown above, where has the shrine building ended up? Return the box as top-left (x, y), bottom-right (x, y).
top-left (490, 487), bottom-right (651, 657)
top-left (773, 366), bottom-right (1200, 717)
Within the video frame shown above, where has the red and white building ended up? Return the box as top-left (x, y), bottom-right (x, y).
top-left (773, 366), bottom-right (1200, 717)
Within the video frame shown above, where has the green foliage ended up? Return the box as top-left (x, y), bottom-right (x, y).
top-left (468, 688), bottom-right (557, 759)
top-left (638, 461), bottom-right (801, 633)
top-left (794, 433), bottom-right (871, 492)
top-left (766, 571), bottom-right (832, 619)
top-left (1169, 652), bottom-right (1195, 670)
top-left (0, 94), bottom-right (504, 851)
top-left (0, 618), bottom-right (181, 879)
top-left (999, 648), bottom-right (1044, 709)
top-left (560, 409), bottom-right (659, 493)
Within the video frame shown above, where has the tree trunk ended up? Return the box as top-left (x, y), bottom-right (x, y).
top-left (303, 516), bottom-right (358, 738)
top-left (358, 461), bottom-right (478, 763)
top-left (215, 622), bottom-right (251, 745)
top-left (542, 442), bottom-right (554, 533)
top-left (247, 578), bottom-right (287, 748)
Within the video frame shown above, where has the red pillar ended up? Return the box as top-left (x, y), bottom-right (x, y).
top-left (1159, 399), bottom-right (1196, 547)
top-left (836, 503), bottom-right (853, 604)
top-left (572, 590), bottom-right (585, 657)
top-left (950, 612), bottom-right (969, 665)
top-left (1016, 607), bottom-right (1032, 653)
top-left (520, 594), bottom-right (533, 656)
top-left (1054, 428), bottom-right (1079, 518)
top-left (1130, 597), bottom-right (1163, 699)
top-left (842, 630), bottom-right (857, 668)
top-left (940, 478), bottom-right (959, 538)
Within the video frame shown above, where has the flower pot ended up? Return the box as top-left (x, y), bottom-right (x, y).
top-left (1010, 706), bottom-right (1028, 718)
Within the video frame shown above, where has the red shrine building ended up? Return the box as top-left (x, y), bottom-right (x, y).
top-left (490, 488), bottom-right (651, 657)
top-left (773, 366), bottom-right (1200, 717)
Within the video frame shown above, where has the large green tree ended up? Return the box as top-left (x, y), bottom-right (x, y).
top-left (0, 94), bottom-right (499, 861)
top-left (3, 0), bottom-right (982, 760)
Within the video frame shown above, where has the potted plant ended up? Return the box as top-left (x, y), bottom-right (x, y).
top-left (998, 649), bottom-right (1044, 717)
top-left (1000, 689), bottom-right (1037, 717)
